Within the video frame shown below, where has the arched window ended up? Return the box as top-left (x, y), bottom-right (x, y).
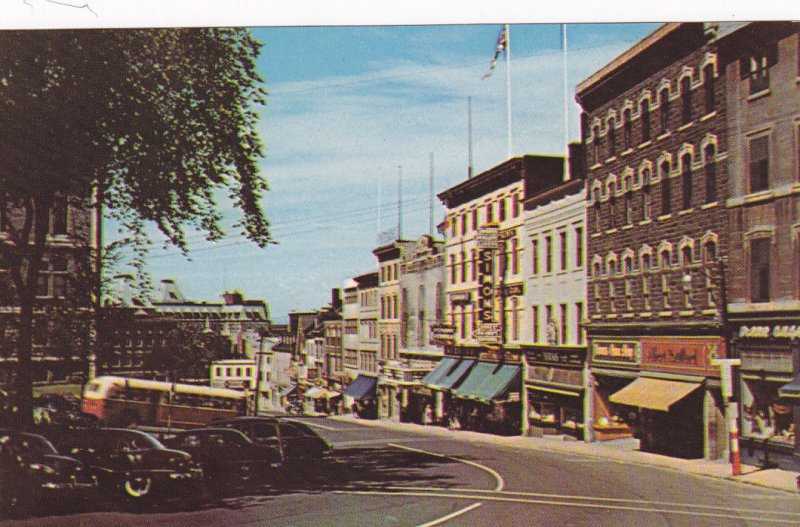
top-left (681, 153), bottom-right (693, 210)
top-left (660, 160), bottom-right (672, 214)
top-left (704, 144), bottom-right (717, 203)
top-left (607, 117), bottom-right (616, 158)
top-left (680, 75), bottom-right (692, 124)
top-left (681, 245), bottom-right (693, 267)
top-left (659, 87), bottom-right (670, 134)
top-left (640, 98), bottom-right (651, 143)
top-left (703, 64), bottom-right (715, 114)
top-left (623, 108), bottom-right (632, 150)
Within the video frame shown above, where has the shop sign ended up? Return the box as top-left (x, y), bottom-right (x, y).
top-left (525, 346), bottom-right (585, 367)
top-left (498, 227), bottom-right (516, 241)
top-left (430, 323), bottom-right (456, 345)
top-left (591, 340), bottom-right (641, 365)
top-left (738, 324), bottom-right (800, 340)
top-left (498, 282), bottom-right (524, 297)
top-left (474, 322), bottom-right (502, 345)
top-left (449, 291), bottom-right (472, 304)
top-left (477, 224), bottom-right (500, 250)
top-left (478, 249), bottom-right (495, 323)
top-left (224, 380), bottom-right (248, 389)
top-left (640, 337), bottom-right (724, 376)
top-left (527, 366), bottom-right (582, 387)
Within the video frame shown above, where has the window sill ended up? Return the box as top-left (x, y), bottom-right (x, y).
top-left (591, 232), bottom-right (604, 238)
top-left (677, 122), bottom-right (694, 131)
top-left (605, 156), bottom-right (618, 163)
top-left (605, 313), bottom-right (619, 319)
top-left (607, 228), bottom-right (619, 234)
top-left (638, 219), bottom-right (653, 226)
top-left (679, 310), bottom-right (696, 317)
top-left (621, 313), bottom-right (636, 319)
top-left (620, 148), bottom-right (634, 157)
top-left (678, 208), bottom-right (694, 216)
top-left (701, 308), bottom-right (718, 315)
top-left (590, 163), bottom-right (603, 170)
top-left (657, 214), bottom-right (673, 221)
top-left (638, 140), bottom-right (653, 149)
top-left (658, 311), bottom-right (673, 317)
top-left (700, 201), bottom-right (719, 209)
top-left (747, 88), bottom-right (771, 102)
top-left (657, 132), bottom-right (672, 141)
top-left (700, 111), bottom-right (717, 122)
top-left (621, 224), bottom-right (634, 230)
top-left (639, 312), bottom-right (653, 318)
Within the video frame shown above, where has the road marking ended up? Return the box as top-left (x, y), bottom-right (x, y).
top-left (389, 443), bottom-right (505, 492)
top-left (414, 502), bottom-right (483, 527)
top-left (332, 437), bottom-right (437, 448)
top-left (336, 489), bottom-right (800, 524)
top-left (384, 486), bottom-right (800, 517)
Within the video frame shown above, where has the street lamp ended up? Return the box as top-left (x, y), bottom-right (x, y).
top-left (682, 257), bottom-right (741, 476)
top-left (253, 328), bottom-right (269, 417)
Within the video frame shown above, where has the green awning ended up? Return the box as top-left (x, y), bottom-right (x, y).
top-left (421, 357), bottom-right (458, 388)
top-left (452, 362), bottom-right (521, 403)
top-left (779, 376), bottom-right (800, 399)
top-left (426, 359), bottom-right (475, 390)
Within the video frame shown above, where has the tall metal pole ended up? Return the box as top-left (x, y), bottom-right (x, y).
top-left (562, 23), bottom-right (570, 182)
top-left (505, 24), bottom-right (513, 158)
top-left (253, 333), bottom-right (265, 416)
top-left (88, 182), bottom-right (102, 382)
top-left (397, 165), bottom-right (403, 240)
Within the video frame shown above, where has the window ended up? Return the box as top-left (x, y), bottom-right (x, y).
top-left (592, 125), bottom-right (601, 165)
top-left (559, 304), bottom-right (568, 345)
top-left (511, 298), bottom-right (520, 341)
top-left (575, 302), bottom-right (584, 345)
top-left (680, 76), bottom-right (692, 125)
top-left (559, 231), bottom-right (568, 272)
top-left (749, 55), bottom-right (770, 95)
top-left (450, 216), bottom-right (457, 237)
top-left (641, 252), bottom-right (651, 272)
top-left (681, 153), bottom-right (692, 210)
top-left (703, 64), bottom-right (715, 114)
top-left (512, 194), bottom-right (520, 218)
top-left (51, 256), bottom-right (68, 298)
top-left (471, 209), bottom-right (479, 230)
top-left (460, 213), bottom-right (467, 236)
top-left (607, 118), bottom-right (616, 158)
top-left (750, 238), bottom-right (770, 302)
top-left (661, 160), bottom-right (672, 214)
top-left (659, 88), bottom-right (670, 134)
top-left (532, 305), bottom-right (539, 343)
top-left (704, 240), bottom-right (717, 263)
top-left (623, 256), bottom-right (633, 275)
top-left (641, 99), bottom-right (651, 143)
top-left (471, 249), bottom-right (478, 281)
top-left (417, 286), bottom-right (426, 347)
top-left (0, 195), bottom-right (9, 232)
top-left (625, 277), bottom-right (633, 310)
top-left (624, 176), bottom-right (633, 225)
top-left (486, 203), bottom-right (493, 223)
top-left (545, 235), bottom-right (553, 273)
top-left (681, 246), bottom-right (693, 267)
top-left (510, 238), bottom-right (519, 275)
top-left (608, 184), bottom-right (616, 229)
top-left (623, 108), bottom-right (632, 150)
top-left (460, 251), bottom-right (467, 283)
top-left (705, 144), bottom-right (717, 203)
top-left (574, 227), bottom-right (584, 268)
top-left (661, 273), bottom-right (671, 309)
top-left (750, 135), bottom-right (769, 192)
top-left (51, 196), bottom-right (68, 235)
top-left (642, 168), bottom-right (653, 219)
top-left (531, 238), bottom-right (539, 274)
top-left (449, 255), bottom-right (456, 284)
top-left (498, 198), bottom-right (506, 222)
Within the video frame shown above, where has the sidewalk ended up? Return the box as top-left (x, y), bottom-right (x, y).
top-left (329, 414), bottom-right (800, 493)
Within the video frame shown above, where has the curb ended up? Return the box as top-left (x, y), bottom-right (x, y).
top-left (326, 414), bottom-right (799, 494)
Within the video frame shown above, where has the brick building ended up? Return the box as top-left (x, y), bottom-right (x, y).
top-left (714, 22), bottom-right (800, 469)
top-left (576, 23), bottom-right (730, 459)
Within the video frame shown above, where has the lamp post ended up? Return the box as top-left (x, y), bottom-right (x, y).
top-left (253, 331), bottom-right (266, 417)
top-left (683, 257), bottom-right (740, 475)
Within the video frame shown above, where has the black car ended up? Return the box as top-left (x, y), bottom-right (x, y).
top-left (52, 428), bottom-right (202, 502)
top-left (0, 428), bottom-right (96, 517)
top-left (207, 417), bottom-right (333, 465)
top-left (161, 428), bottom-right (282, 491)
top-left (33, 395), bottom-right (103, 438)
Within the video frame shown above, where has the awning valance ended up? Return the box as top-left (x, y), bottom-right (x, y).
top-left (778, 376), bottom-right (800, 399)
top-left (452, 362), bottom-right (521, 402)
top-left (304, 387), bottom-right (327, 399)
top-left (609, 377), bottom-right (701, 412)
top-left (425, 359), bottom-right (475, 391)
top-left (343, 375), bottom-right (378, 400)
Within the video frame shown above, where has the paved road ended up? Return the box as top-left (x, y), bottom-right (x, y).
top-left (3, 417), bottom-right (800, 526)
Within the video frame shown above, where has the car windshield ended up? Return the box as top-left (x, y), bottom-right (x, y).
top-left (117, 431), bottom-right (165, 451)
top-left (17, 434), bottom-right (59, 456)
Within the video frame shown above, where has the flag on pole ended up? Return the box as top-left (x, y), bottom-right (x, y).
top-left (482, 26), bottom-right (508, 80)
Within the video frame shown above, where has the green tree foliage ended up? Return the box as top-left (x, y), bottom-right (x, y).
top-left (0, 28), bottom-right (272, 426)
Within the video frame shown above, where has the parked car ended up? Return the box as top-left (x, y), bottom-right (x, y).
top-left (206, 417), bottom-right (333, 465)
top-left (51, 428), bottom-right (202, 502)
top-left (161, 428), bottom-right (282, 491)
top-left (33, 395), bottom-right (103, 438)
top-left (0, 428), bottom-right (97, 518)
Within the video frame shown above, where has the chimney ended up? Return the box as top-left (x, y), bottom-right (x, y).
top-left (331, 288), bottom-right (342, 310)
top-left (222, 291), bottom-right (244, 305)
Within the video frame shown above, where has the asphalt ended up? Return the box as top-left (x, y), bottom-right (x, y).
top-left (329, 414), bottom-right (800, 494)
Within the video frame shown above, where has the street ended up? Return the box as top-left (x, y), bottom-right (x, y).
top-left (3, 417), bottom-right (800, 527)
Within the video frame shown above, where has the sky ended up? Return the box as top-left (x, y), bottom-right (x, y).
top-left (6, 1), bottom-right (793, 324)
top-left (132, 23), bottom-right (662, 322)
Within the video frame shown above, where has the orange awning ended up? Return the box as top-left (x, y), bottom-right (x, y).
top-left (609, 377), bottom-right (701, 412)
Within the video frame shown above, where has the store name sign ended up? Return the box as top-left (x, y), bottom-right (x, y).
top-left (738, 325), bottom-right (800, 339)
top-left (641, 337), bottom-right (723, 375)
top-left (478, 249), bottom-right (495, 323)
top-left (591, 340), bottom-right (640, 364)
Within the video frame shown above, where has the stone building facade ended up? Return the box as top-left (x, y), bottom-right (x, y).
top-left (576, 23), bottom-right (730, 459)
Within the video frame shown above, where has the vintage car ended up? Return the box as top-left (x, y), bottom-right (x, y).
top-left (161, 428), bottom-right (282, 491)
top-left (206, 417), bottom-right (333, 465)
top-left (52, 428), bottom-right (202, 502)
top-left (0, 428), bottom-right (97, 517)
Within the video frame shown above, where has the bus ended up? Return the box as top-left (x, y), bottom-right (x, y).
top-left (82, 376), bottom-right (247, 428)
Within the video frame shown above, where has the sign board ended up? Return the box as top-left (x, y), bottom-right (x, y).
top-left (478, 249), bottom-right (495, 323)
top-left (640, 337), bottom-right (724, 377)
top-left (498, 282), bottom-right (524, 297)
top-left (430, 323), bottom-right (456, 344)
top-left (737, 324), bottom-right (800, 339)
top-left (449, 291), bottom-right (472, 304)
top-left (591, 340), bottom-right (641, 365)
top-left (477, 224), bottom-right (500, 250)
top-left (474, 322), bottom-right (502, 344)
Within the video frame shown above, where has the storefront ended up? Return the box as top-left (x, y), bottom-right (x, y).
top-left (343, 374), bottom-right (378, 419)
top-left (421, 356), bottom-right (475, 425)
top-left (734, 321), bottom-right (800, 470)
top-left (588, 339), bottom-right (640, 441)
top-left (522, 345), bottom-right (588, 440)
top-left (604, 336), bottom-right (727, 460)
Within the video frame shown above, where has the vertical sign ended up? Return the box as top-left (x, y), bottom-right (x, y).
top-left (478, 248), bottom-right (495, 323)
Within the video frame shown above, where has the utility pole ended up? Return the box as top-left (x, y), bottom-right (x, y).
top-left (253, 332), bottom-right (265, 416)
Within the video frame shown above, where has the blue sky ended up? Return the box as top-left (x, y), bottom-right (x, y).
top-left (115, 23), bottom-right (662, 323)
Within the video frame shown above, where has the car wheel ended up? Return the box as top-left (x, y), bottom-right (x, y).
top-left (124, 475), bottom-right (152, 498)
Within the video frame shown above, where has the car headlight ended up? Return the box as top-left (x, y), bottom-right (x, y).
top-left (29, 463), bottom-right (57, 475)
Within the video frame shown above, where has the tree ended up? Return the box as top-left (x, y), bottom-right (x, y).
top-left (0, 29), bottom-right (272, 426)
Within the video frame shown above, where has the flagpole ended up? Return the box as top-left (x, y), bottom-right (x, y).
top-left (505, 24), bottom-right (513, 158)
top-left (562, 23), bottom-right (570, 181)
